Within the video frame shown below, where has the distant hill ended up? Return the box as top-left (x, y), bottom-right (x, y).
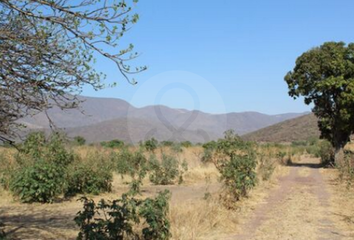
top-left (243, 114), bottom-right (320, 143)
top-left (18, 96), bottom-right (308, 143)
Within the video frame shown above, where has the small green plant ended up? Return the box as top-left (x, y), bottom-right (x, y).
top-left (148, 154), bottom-right (188, 185)
top-left (75, 190), bottom-right (171, 240)
top-left (101, 139), bottom-right (125, 149)
top-left (180, 141), bottom-right (192, 148)
top-left (144, 138), bottom-right (158, 152)
top-left (73, 136), bottom-right (86, 146)
top-left (201, 148), bottom-right (213, 163)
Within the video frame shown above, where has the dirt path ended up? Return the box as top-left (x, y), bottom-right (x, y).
top-left (226, 156), bottom-right (352, 240)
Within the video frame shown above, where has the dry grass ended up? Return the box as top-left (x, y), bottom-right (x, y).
top-left (169, 198), bottom-right (239, 240)
top-left (0, 145), bottom-right (286, 239)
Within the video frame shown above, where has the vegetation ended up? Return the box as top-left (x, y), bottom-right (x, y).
top-left (144, 138), bottom-right (159, 152)
top-left (211, 131), bottom-right (258, 206)
top-left (285, 41), bottom-right (354, 163)
top-left (73, 136), bottom-right (86, 146)
top-left (75, 190), bottom-right (171, 240)
top-left (101, 139), bottom-right (125, 149)
top-left (148, 154), bottom-right (188, 185)
top-left (6, 133), bottom-right (74, 203)
top-left (0, 0), bottom-right (144, 142)
top-left (65, 152), bottom-right (113, 196)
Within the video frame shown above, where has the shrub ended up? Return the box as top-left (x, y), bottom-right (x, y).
top-left (170, 143), bottom-right (183, 154)
top-left (180, 141), bottom-right (192, 148)
top-left (9, 160), bottom-right (66, 203)
top-left (148, 154), bottom-right (188, 185)
top-left (75, 190), bottom-right (171, 240)
top-left (144, 138), bottom-right (158, 152)
top-left (318, 140), bottom-right (334, 165)
top-left (101, 139), bottom-right (125, 149)
top-left (65, 154), bottom-right (113, 196)
top-left (73, 136), bottom-right (86, 146)
top-left (160, 141), bottom-right (173, 147)
top-left (201, 148), bottom-right (213, 163)
top-left (114, 149), bottom-right (148, 180)
top-left (7, 132), bottom-right (74, 203)
top-left (213, 131), bottom-right (257, 204)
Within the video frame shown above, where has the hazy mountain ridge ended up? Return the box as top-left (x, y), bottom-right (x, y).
top-left (243, 114), bottom-right (320, 143)
top-left (19, 96), bottom-right (308, 143)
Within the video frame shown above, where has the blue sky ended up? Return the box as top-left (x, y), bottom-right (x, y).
top-left (82, 0), bottom-right (354, 115)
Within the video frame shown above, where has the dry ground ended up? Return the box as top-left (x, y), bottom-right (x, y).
top-left (1, 148), bottom-right (354, 239)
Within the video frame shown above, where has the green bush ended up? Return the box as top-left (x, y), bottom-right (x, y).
top-left (9, 160), bottom-right (66, 203)
top-left (170, 143), bottom-right (183, 154)
top-left (73, 136), bottom-right (86, 146)
top-left (101, 139), bottom-right (125, 149)
top-left (213, 131), bottom-right (257, 203)
top-left (65, 155), bottom-right (113, 196)
top-left (114, 149), bottom-right (148, 180)
top-left (201, 148), bottom-right (213, 163)
top-left (180, 141), bottom-right (192, 148)
top-left (75, 190), bottom-right (171, 240)
top-left (6, 132), bottom-right (74, 203)
top-left (160, 141), bottom-right (173, 147)
top-left (148, 154), bottom-right (188, 185)
top-left (318, 140), bottom-right (334, 165)
top-left (144, 138), bottom-right (158, 152)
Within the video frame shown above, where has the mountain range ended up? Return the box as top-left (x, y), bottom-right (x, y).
top-left (19, 96), bottom-right (308, 143)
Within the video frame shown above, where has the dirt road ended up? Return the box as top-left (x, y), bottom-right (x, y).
top-left (225, 156), bottom-right (354, 240)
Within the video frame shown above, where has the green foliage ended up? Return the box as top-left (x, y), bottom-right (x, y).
top-left (7, 132), bottom-right (74, 203)
top-left (65, 153), bottom-right (113, 196)
top-left (9, 160), bottom-right (66, 203)
top-left (73, 136), bottom-right (86, 146)
top-left (101, 139), bottom-right (125, 149)
top-left (170, 143), bottom-right (183, 154)
top-left (139, 190), bottom-right (171, 240)
top-left (144, 138), bottom-right (158, 152)
top-left (75, 190), bottom-right (171, 240)
top-left (180, 141), bottom-right (192, 148)
top-left (114, 149), bottom-right (148, 180)
top-left (285, 41), bottom-right (354, 159)
top-left (148, 154), bottom-right (188, 185)
top-left (213, 131), bottom-right (257, 203)
top-left (317, 140), bottom-right (334, 165)
top-left (160, 141), bottom-right (173, 147)
top-left (202, 141), bottom-right (218, 151)
top-left (201, 148), bottom-right (213, 163)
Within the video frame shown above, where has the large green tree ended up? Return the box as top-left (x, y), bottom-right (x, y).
top-left (0, 0), bottom-right (145, 143)
top-left (285, 41), bottom-right (354, 163)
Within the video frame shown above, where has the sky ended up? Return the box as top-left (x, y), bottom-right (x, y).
top-left (82, 0), bottom-right (354, 115)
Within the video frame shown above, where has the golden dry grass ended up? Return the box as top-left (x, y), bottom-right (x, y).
top-left (0, 145), bottom-right (286, 239)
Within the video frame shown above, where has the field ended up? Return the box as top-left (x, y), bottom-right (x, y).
top-left (0, 139), bottom-right (354, 239)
